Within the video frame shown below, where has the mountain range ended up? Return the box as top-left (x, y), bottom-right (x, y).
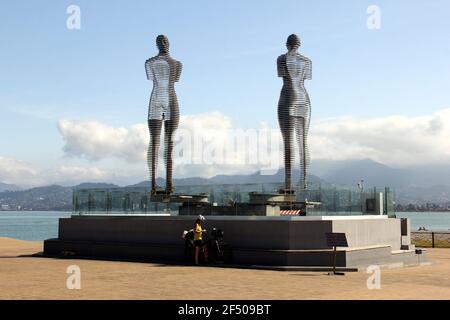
top-left (1, 159), bottom-right (449, 210)
top-left (0, 182), bottom-right (22, 192)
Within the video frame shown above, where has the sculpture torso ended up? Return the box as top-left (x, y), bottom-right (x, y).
top-left (277, 52), bottom-right (312, 118)
top-left (145, 55), bottom-right (182, 121)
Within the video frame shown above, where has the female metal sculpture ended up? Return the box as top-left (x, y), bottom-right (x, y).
top-left (277, 34), bottom-right (312, 190)
top-left (146, 35), bottom-right (182, 194)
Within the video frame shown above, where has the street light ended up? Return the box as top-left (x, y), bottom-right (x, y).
top-left (357, 179), bottom-right (364, 212)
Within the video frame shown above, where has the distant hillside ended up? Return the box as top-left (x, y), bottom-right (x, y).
top-left (73, 182), bottom-right (119, 190)
top-left (130, 177), bottom-right (210, 188)
top-left (1, 159), bottom-right (450, 210)
top-left (309, 159), bottom-right (450, 205)
top-left (130, 169), bottom-right (325, 188)
top-left (395, 185), bottom-right (450, 205)
top-left (0, 185), bottom-right (72, 211)
top-left (310, 159), bottom-right (413, 188)
top-left (0, 182), bottom-right (21, 192)
top-left (406, 164), bottom-right (450, 188)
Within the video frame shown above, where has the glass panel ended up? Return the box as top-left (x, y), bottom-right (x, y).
top-left (72, 183), bottom-right (395, 216)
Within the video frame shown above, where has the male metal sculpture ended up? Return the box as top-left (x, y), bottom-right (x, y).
top-left (277, 34), bottom-right (312, 191)
top-left (146, 35), bottom-right (182, 194)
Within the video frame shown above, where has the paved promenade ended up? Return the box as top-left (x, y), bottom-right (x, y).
top-left (0, 237), bottom-right (449, 300)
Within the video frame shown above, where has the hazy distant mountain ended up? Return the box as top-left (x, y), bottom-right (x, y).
top-left (406, 164), bottom-right (450, 188)
top-left (2, 159), bottom-right (450, 210)
top-left (210, 169), bottom-right (325, 185)
top-left (0, 183), bottom-right (118, 211)
top-left (395, 185), bottom-right (450, 205)
top-left (310, 159), bottom-right (413, 188)
top-left (129, 169), bottom-right (325, 188)
top-left (310, 159), bottom-right (450, 189)
top-left (73, 182), bottom-right (119, 190)
top-left (0, 185), bottom-right (72, 211)
top-left (0, 182), bottom-right (22, 192)
top-left (308, 159), bottom-right (450, 205)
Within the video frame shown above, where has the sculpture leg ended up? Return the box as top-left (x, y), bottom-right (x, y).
top-left (147, 119), bottom-right (162, 193)
top-left (164, 116), bottom-right (179, 194)
top-left (295, 116), bottom-right (310, 189)
top-left (279, 116), bottom-right (295, 190)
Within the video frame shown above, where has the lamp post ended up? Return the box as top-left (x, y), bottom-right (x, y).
top-left (357, 179), bottom-right (364, 213)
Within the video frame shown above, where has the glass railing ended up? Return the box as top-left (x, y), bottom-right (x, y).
top-left (73, 182), bottom-right (395, 216)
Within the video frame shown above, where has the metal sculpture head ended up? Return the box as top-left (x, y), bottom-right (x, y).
top-left (286, 34), bottom-right (301, 51)
top-left (156, 35), bottom-right (169, 55)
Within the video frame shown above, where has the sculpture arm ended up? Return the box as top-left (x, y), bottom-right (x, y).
top-left (175, 61), bottom-right (183, 82)
top-left (277, 55), bottom-right (287, 78)
top-left (145, 60), bottom-right (153, 81)
top-left (305, 58), bottom-right (312, 80)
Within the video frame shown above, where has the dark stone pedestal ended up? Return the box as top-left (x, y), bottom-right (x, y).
top-left (44, 215), bottom-right (425, 269)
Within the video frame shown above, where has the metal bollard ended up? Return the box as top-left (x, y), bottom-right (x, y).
top-left (432, 232), bottom-right (435, 248)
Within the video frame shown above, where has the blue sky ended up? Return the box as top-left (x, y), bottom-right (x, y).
top-left (1, 0), bottom-right (450, 185)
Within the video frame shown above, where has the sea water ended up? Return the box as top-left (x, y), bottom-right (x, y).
top-left (0, 211), bottom-right (449, 241)
top-left (0, 211), bottom-right (72, 241)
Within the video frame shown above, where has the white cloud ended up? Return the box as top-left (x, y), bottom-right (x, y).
top-left (3, 109), bottom-right (450, 186)
top-left (0, 157), bottom-right (43, 186)
top-left (309, 108), bottom-right (450, 166)
top-left (0, 156), bottom-right (113, 187)
top-left (57, 109), bottom-right (450, 176)
top-left (57, 112), bottom-right (278, 177)
top-left (49, 166), bottom-right (110, 184)
top-left (58, 120), bottom-right (147, 162)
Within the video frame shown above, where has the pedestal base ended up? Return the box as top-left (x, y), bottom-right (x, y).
top-left (44, 215), bottom-right (425, 268)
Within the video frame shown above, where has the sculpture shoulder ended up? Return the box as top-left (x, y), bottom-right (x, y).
top-left (173, 59), bottom-right (183, 69)
top-left (146, 55), bottom-right (182, 67)
top-left (164, 57), bottom-right (182, 69)
top-left (299, 54), bottom-right (312, 63)
top-left (145, 56), bottom-right (161, 66)
top-left (146, 56), bottom-right (158, 62)
top-left (277, 54), bottom-right (287, 63)
top-left (169, 57), bottom-right (181, 64)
